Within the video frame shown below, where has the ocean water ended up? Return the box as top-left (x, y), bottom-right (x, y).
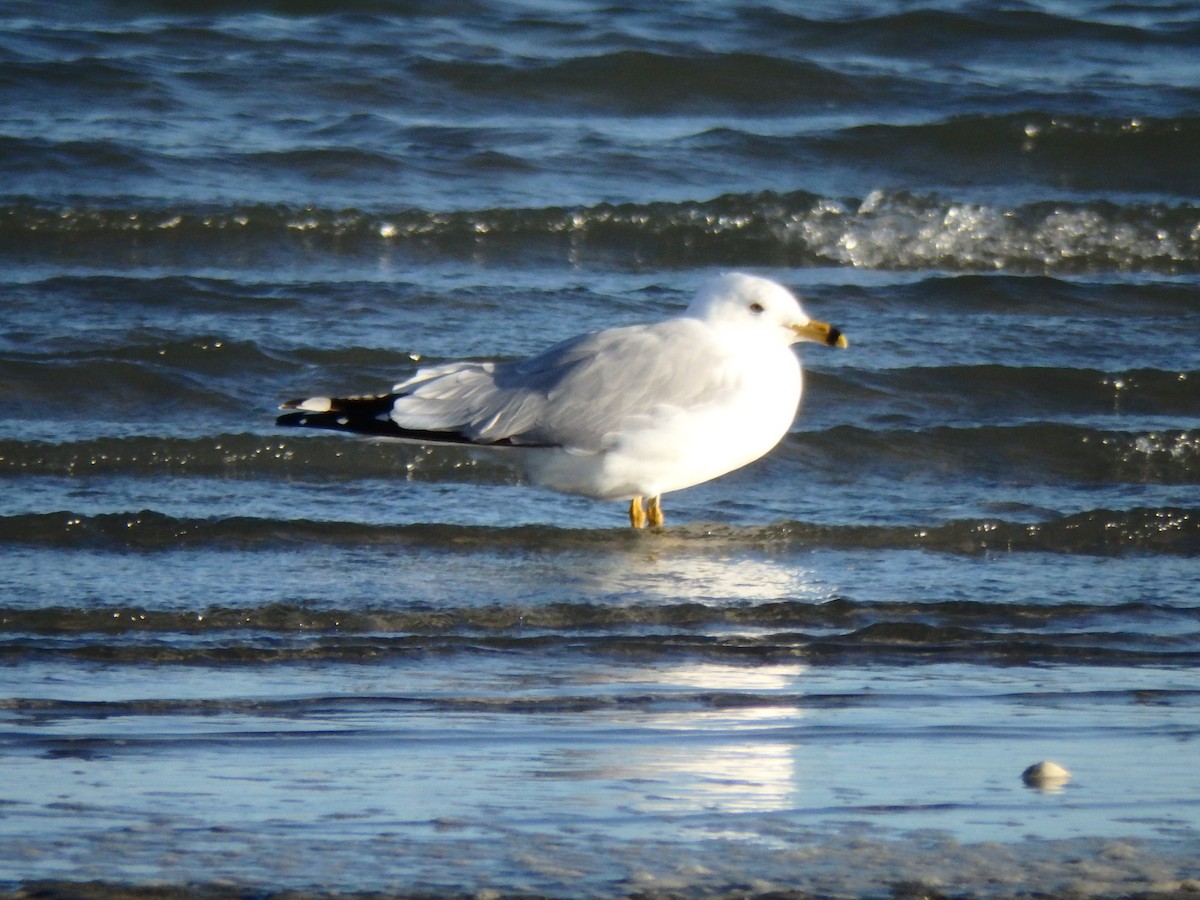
top-left (2, 1), bottom-right (1199, 896)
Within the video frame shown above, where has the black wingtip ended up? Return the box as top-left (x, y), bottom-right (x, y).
top-left (276, 408), bottom-right (416, 437)
top-left (275, 393), bottom-right (395, 435)
top-left (276, 405), bottom-right (547, 448)
top-left (275, 400), bottom-right (477, 444)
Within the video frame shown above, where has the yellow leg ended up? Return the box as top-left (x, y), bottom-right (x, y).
top-left (647, 494), bottom-right (664, 528)
top-left (629, 496), bottom-right (647, 528)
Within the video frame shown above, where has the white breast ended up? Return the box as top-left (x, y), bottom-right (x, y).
top-left (526, 342), bottom-right (803, 500)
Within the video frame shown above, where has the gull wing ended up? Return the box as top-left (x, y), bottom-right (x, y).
top-left (390, 317), bottom-right (729, 450)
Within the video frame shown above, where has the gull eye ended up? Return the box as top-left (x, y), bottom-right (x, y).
top-left (748, 302), bottom-right (765, 315)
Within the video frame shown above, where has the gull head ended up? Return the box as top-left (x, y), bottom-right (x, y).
top-left (687, 272), bottom-right (848, 349)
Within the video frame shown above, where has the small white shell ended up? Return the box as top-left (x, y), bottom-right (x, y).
top-left (1022, 760), bottom-right (1072, 789)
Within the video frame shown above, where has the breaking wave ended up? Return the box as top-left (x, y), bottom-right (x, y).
top-left (5, 190), bottom-right (1199, 273)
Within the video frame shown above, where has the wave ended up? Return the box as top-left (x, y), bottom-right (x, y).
top-left (4, 596), bottom-right (1195, 637)
top-left (0, 507), bottom-right (1195, 555)
top-left (746, 7), bottom-right (1197, 54)
top-left (791, 425), bottom-right (1200, 485)
top-left (412, 50), bottom-right (887, 113)
top-left (862, 273), bottom-right (1200, 316)
top-left (0, 353), bottom-right (254, 422)
top-left (8, 112), bottom-right (1200, 207)
top-left (2, 594), bottom-right (1197, 668)
top-left (5, 687), bottom-right (1200, 722)
top-left (0, 57), bottom-right (167, 107)
top-left (5, 192), bottom-right (1197, 272)
top-left (0, 433), bottom-right (495, 481)
top-left (2, 424), bottom-right (1195, 485)
top-left (793, 113), bottom-right (1200, 197)
top-left (813, 365), bottom-right (1200, 426)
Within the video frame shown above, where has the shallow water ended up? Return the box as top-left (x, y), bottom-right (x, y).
top-left (2, 1), bottom-right (1199, 897)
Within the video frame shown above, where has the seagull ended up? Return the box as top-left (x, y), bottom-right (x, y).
top-left (277, 272), bottom-right (847, 527)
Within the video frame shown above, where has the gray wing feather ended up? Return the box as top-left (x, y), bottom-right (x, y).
top-left (389, 318), bottom-right (728, 450)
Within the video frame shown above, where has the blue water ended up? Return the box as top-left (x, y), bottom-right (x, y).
top-left (1, 1), bottom-right (1199, 896)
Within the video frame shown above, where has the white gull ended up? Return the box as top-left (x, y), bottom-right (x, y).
top-left (278, 272), bottom-right (847, 527)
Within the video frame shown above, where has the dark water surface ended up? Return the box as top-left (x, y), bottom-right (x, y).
top-left (2, 1), bottom-right (1199, 896)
